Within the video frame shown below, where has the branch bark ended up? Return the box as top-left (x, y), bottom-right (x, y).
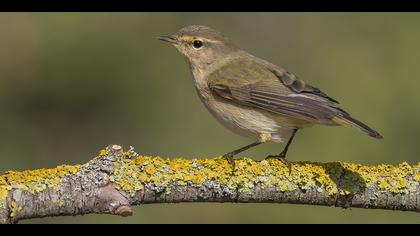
top-left (1, 144), bottom-right (419, 223)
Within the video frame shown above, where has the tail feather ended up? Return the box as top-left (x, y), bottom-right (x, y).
top-left (334, 114), bottom-right (383, 139)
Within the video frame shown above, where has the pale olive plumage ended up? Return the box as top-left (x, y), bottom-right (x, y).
top-left (159, 25), bottom-right (382, 164)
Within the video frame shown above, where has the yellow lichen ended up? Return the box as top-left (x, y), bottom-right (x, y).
top-left (341, 162), bottom-right (419, 194)
top-left (414, 173), bottom-right (420, 182)
top-left (0, 176), bottom-right (11, 209)
top-left (2, 165), bottom-right (80, 194)
top-left (9, 201), bottom-right (22, 217)
top-left (99, 149), bottom-right (110, 156)
top-left (108, 148), bottom-right (420, 197)
top-left (0, 164), bottom-right (80, 212)
top-left (110, 152), bottom-right (334, 196)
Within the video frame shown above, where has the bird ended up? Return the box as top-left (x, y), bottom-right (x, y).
top-left (158, 25), bottom-right (382, 169)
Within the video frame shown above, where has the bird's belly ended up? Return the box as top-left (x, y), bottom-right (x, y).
top-left (202, 96), bottom-right (293, 143)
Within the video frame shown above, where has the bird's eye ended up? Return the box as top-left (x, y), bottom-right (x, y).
top-left (192, 40), bottom-right (203, 49)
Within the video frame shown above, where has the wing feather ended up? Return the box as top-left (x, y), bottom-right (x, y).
top-left (208, 57), bottom-right (345, 124)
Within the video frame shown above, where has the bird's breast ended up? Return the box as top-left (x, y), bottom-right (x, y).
top-left (193, 82), bottom-right (290, 142)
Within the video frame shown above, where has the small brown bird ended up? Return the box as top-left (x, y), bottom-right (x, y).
top-left (159, 25), bottom-right (382, 167)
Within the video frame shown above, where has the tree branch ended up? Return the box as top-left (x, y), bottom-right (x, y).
top-left (1, 144), bottom-right (419, 223)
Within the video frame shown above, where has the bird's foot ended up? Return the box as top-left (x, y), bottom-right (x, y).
top-left (265, 153), bottom-right (292, 175)
top-left (222, 152), bottom-right (236, 171)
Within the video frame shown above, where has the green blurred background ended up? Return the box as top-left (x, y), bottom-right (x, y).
top-left (0, 13), bottom-right (419, 223)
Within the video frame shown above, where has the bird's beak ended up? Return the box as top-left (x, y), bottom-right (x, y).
top-left (158, 35), bottom-right (178, 44)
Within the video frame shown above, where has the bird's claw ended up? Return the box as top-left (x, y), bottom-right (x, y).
top-left (222, 153), bottom-right (236, 171)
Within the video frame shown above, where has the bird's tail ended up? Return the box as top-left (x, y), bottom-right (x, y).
top-left (333, 113), bottom-right (383, 139)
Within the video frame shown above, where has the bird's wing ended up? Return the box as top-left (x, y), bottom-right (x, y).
top-left (208, 57), bottom-right (345, 124)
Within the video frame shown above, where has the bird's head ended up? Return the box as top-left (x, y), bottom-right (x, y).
top-left (158, 25), bottom-right (238, 69)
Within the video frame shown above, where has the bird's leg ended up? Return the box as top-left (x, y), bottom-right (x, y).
top-left (266, 129), bottom-right (299, 174)
top-left (223, 141), bottom-right (262, 170)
